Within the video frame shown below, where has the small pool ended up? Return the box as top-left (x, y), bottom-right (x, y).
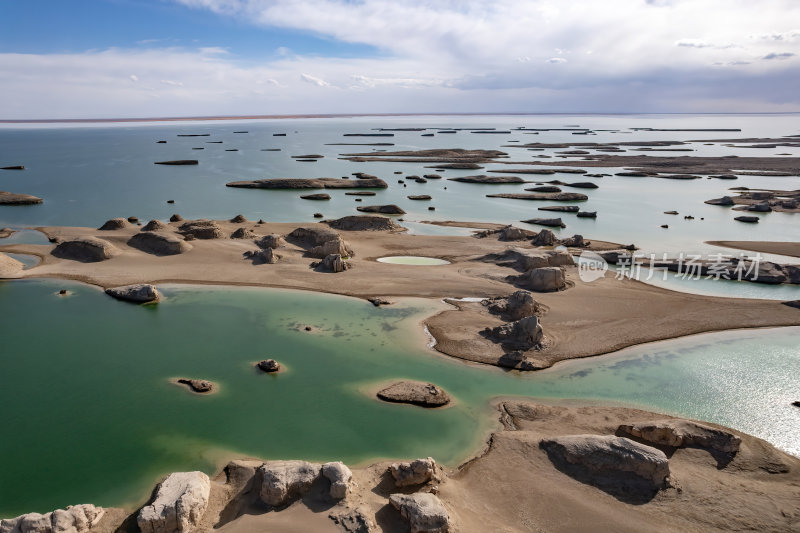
top-left (376, 256), bottom-right (451, 265)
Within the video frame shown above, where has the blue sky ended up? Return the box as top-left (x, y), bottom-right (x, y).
top-left (0, 0), bottom-right (798, 118)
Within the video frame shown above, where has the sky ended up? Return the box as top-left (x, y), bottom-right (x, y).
top-left (0, 0), bottom-right (798, 119)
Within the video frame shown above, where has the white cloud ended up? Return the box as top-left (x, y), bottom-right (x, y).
top-left (546, 57), bottom-right (567, 64)
top-left (300, 73), bottom-right (331, 87)
top-left (129, 74), bottom-right (139, 82)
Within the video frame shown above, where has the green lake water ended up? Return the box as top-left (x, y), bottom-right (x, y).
top-left (1, 279), bottom-right (798, 517)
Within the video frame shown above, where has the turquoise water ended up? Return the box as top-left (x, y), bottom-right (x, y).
top-left (0, 279), bottom-right (798, 517)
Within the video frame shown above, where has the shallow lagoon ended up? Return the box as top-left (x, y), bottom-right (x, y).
top-left (0, 279), bottom-right (798, 516)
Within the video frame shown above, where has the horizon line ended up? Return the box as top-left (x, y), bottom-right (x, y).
top-left (2, 111), bottom-right (800, 124)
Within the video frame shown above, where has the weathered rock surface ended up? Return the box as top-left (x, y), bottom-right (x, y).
top-left (356, 204), bottom-right (406, 215)
top-left (539, 205), bottom-right (579, 213)
top-left (169, 214), bottom-right (184, 222)
top-left (377, 381), bottom-right (450, 407)
top-left (230, 227), bottom-right (256, 239)
top-left (105, 284), bottom-right (160, 304)
top-left (142, 220), bottom-right (169, 232)
top-left (322, 461), bottom-right (353, 500)
top-left (576, 211), bottom-right (597, 218)
top-left (328, 508), bottom-right (376, 533)
top-left (389, 457), bottom-right (439, 487)
top-left (309, 237), bottom-right (354, 259)
top-left (565, 181), bottom-right (599, 189)
top-left (408, 195), bottom-right (432, 200)
top-left (735, 215), bottom-right (760, 223)
top-left (300, 193), bottom-right (331, 200)
top-left (485, 290), bottom-right (538, 321)
top-left (326, 215), bottom-right (402, 232)
top-left (485, 315), bottom-right (543, 350)
top-left (128, 232), bottom-right (192, 256)
top-left (98, 218), bottom-right (130, 230)
top-left (0, 191), bottom-right (43, 205)
top-left (255, 234), bottom-right (285, 249)
top-left (560, 234), bottom-right (588, 247)
top-left (137, 471), bottom-right (210, 533)
top-left (527, 186), bottom-right (562, 193)
top-left (518, 266), bottom-right (566, 292)
top-left (0, 504), bottom-right (104, 533)
top-left (522, 217), bottom-right (565, 228)
top-left (256, 359), bottom-right (280, 372)
top-left (154, 160), bottom-right (198, 166)
top-left (618, 420), bottom-right (741, 454)
top-left (545, 250), bottom-right (574, 266)
top-left (540, 435), bottom-right (670, 488)
top-left (226, 178), bottom-right (388, 189)
top-left (0, 253), bottom-right (25, 279)
top-left (287, 226), bottom-right (340, 246)
top-left (259, 461), bottom-right (322, 507)
top-left (52, 237), bottom-right (120, 262)
top-left (245, 248), bottom-right (277, 265)
top-left (448, 175), bottom-right (524, 184)
top-left (487, 192), bottom-right (589, 201)
top-left (705, 196), bottom-right (735, 206)
top-left (320, 253), bottom-right (350, 273)
top-left (177, 220), bottom-right (224, 239)
top-left (531, 229), bottom-right (557, 246)
top-left (495, 225), bottom-right (533, 241)
top-left (230, 214), bottom-right (247, 223)
top-left (389, 493), bottom-right (450, 533)
top-left (176, 379), bottom-right (215, 393)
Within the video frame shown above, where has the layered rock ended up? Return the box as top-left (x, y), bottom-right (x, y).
top-left (245, 248), bottom-right (278, 265)
top-left (255, 234), bottom-right (285, 249)
top-left (287, 226), bottom-right (340, 246)
top-left (300, 193), bottom-right (331, 200)
top-left (320, 253), bottom-right (350, 273)
top-left (377, 381), bottom-right (450, 407)
top-left (142, 220), bottom-right (169, 232)
top-left (326, 215), bottom-right (402, 231)
top-left (309, 237), bottom-right (354, 259)
top-left (137, 471), bottom-right (210, 533)
top-left (322, 461), bottom-right (353, 500)
top-left (98, 218), bottom-right (130, 230)
top-left (540, 435), bottom-right (670, 488)
top-left (177, 220), bottom-right (224, 239)
top-left (52, 237), bottom-right (120, 262)
top-left (105, 284), bottom-right (160, 304)
top-left (0, 191), bottom-right (43, 205)
top-left (128, 232), bottom-right (192, 256)
top-left (484, 315), bottom-right (543, 350)
top-left (0, 504), bottom-right (104, 533)
top-left (230, 228), bottom-right (257, 239)
top-left (497, 226), bottom-right (533, 241)
top-left (523, 217), bottom-right (565, 228)
top-left (259, 461), bottom-right (322, 507)
top-left (389, 493), bottom-right (450, 533)
top-left (531, 229), bottom-right (557, 246)
top-left (518, 267), bottom-right (566, 292)
top-left (448, 175), bottom-right (524, 184)
top-left (389, 457), bottom-right (439, 487)
top-left (485, 290), bottom-right (538, 321)
top-left (356, 204), bottom-right (406, 215)
top-left (226, 178), bottom-right (388, 189)
top-left (618, 420), bottom-right (741, 454)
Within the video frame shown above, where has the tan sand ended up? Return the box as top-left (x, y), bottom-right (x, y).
top-left (2, 219), bottom-right (798, 370)
top-left (92, 399), bottom-right (800, 533)
top-left (708, 240), bottom-right (800, 259)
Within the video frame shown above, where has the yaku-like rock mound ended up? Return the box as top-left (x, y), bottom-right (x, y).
top-left (389, 457), bottom-right (439, 487)
top-left (0, 504), bottom-right (104, 533)
top-left (230, 227), bottom-right (257, 239)
top-left (531, 228), bottom-right (558, 246)
top-left (255, 234), bottom-right (285, 249)
top-left (128, 232), bottom-right (192, 256)
top-left (230, 214), bottom-right (247, 223)
top-left (408, 195), bottom-right (432, 200)
top-left (98, 217), bottom-right (130, 230)
top-left (527, 185), bottom-right (562, 193)
top-left (259, 460), bottom-right (322, 507)
top-left (287, 225), bottom-right (340, 246)
top-left (485, 290), bottom-right (539, 321)
top-left (487, 192), bottom-right (589, 201)
top-left (309, 237), bottom-right (354, 259)
top-left (154, 160), bottom-right (198, 165)
top-left (245, 248), bottom-right (278, 265)
top-left (448, 175), bottom-right (525, 184)
top-left (137, 471), bottom-right (210, 533)
top-left (141, 219), bottom-right (169, 232)
top-left (523, 217), bottom-right (565, 228)
top-left (178, 220), bottom-right (224, 239)
top-left (484, 315), bottom-right (544, 350)
top-left (0, 191), bottom-right (43, 205)
top-left (52, 237), bottom-right (119, 263)
top-left (226, 177), bottom-right (388, 189)
top-left (176, 379), bottom-right (215, 394)
top-left (389, 493), bottom-right (451, 533)
top-left (517, 266), bottom-right (567, 292)
top-left (539, 434), bottom-right (671, 489)
top-left (356, 204), bottom-right (406, 215)
top-left (322, 461), bottom-right (353, 500)
top-left (618, 419), bottom-right (741, 454)
top-left (105, 284), bottom-right (160, 304)
top-left (320, 253), bottom-right (350, 273)
top-left (539, 205), bottom-right (579, 213)
top-left (169, 214), bottom-right (183, 222)
top-left (325, 215), bottom-right (402, 231)
top-left (300, 193), bottom-right (331, 200)
top-left (377, 381), bottom-right (450, 407)
top-left (257, 359), bottom-right (280, 372)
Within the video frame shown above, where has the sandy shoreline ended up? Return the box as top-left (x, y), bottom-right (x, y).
top-left (708, 240), bottom-right (800, 259)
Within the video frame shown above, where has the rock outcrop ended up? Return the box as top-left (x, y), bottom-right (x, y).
top-left (734, 216), bottom-right (759, 223)
top-left (169, 214), bottom-right (184, 222)
top-left (486, 192), bottom-right (589, 201)
top-left (497, 226), bottom-right (534, 241)
top-left (531, 229), bottom-right (557, 246)
top-left (300, 193), bottom-right (331, 200)
top-left (98, 218), bottom-right (130, 230)
top-left (105, 284), bottom-right (160, 304)
top-left (255, 234), bottom-right (285, 249)
top-left (448, 175), bottom-right (524, 184)
top-left (325, 215), bottom-right (402, 232)
top-left (320, 253), bottom-right (350, 273)
top-left (523, 217), bottom-right (565, 228)
top-left (245, 247), bottom-right (278, 264)
top-left (309, 237), bottom-right (354, 259)
top-left (226, 178), bottom-right (388, 189)
top-left (52, 237), bottom-right (120, 262)
top-left (178, 220), bottom-right (224, 239)
top-left (540, 435), bottom-right (670, 489)
top-left (230, 228), bottom-right (257, 239)
top-left (259, 461), bottom-right (322, 507)
top-left (154, 160), bottom-right (198, 166)
top-left (617, 420), bottom-right (741, 454)
top-left (389, 457), bottom-right (439, 487)
top-left (485, 290), bottom-right (538, 321)
top-left (356, 204), bottom-right (406, 215)
top-left (322, 461), bottom-right (353, 500)
top-left (230, 214), bottom-right (247, 223)
top-left (0, 191), bottom-right (43, 205)
top-left (376, 381), bottom-right (450, 407)
top-left (705, 196), bottom-right (735, 206)
top-left (137, 471), bottom-right (210, 533)
top-left (176, 379), bottom-right (215, 394)
top-left (0, 504), bottom-right (104, 533)
top-left (256, 359), bottom-right (280, 372)
top-left (287, 226), bottom-right (340, 246)
top-left (389, 493), bottom-right (450, 533)
top-left (128, 232), bottom-right (192, 256)
top-left (142, 220), bottom-right (169, 232)
top-left (518, 266), bottom-right (566, 292)
top-left (484, 315), bottom-right (543, 350)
